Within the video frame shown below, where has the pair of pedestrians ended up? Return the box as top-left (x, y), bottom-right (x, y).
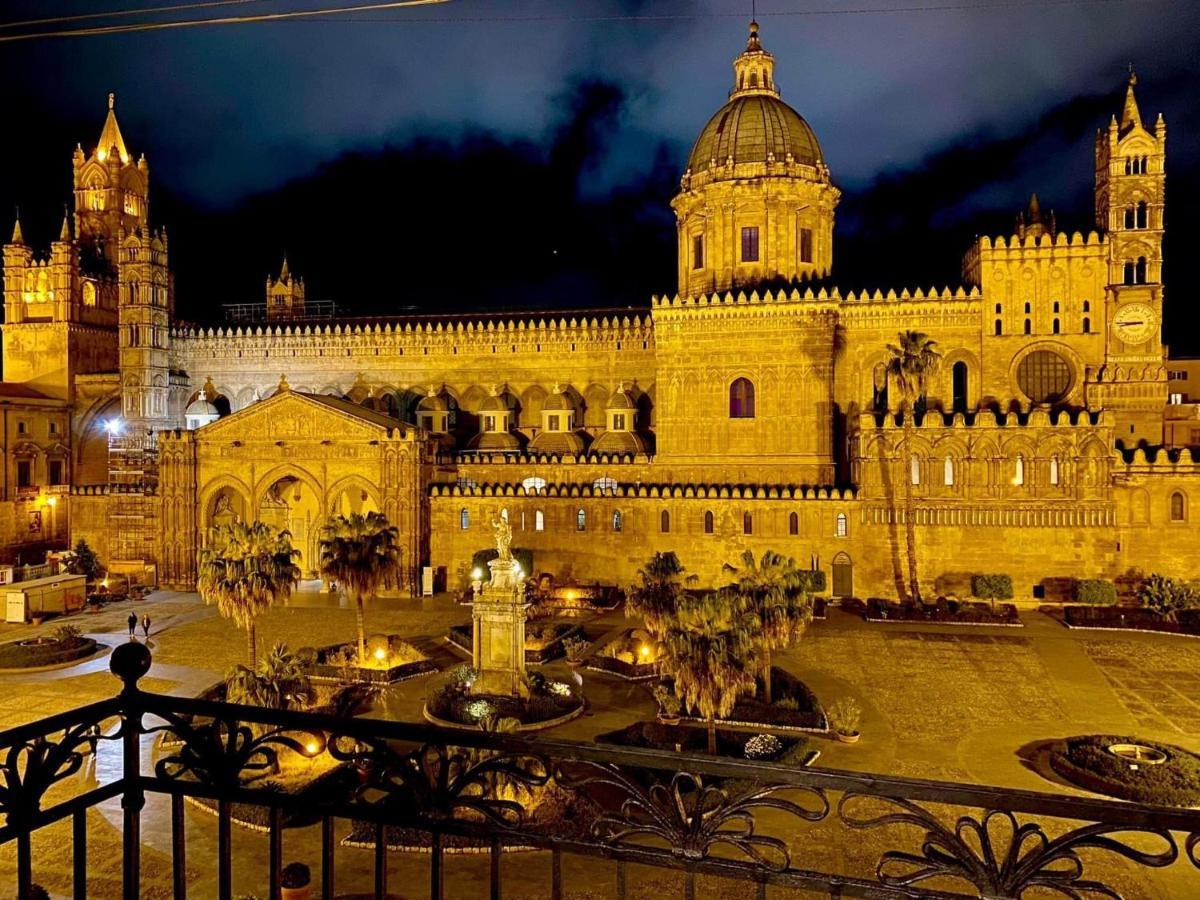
top-left (127, 612), bottom-right (151, 639)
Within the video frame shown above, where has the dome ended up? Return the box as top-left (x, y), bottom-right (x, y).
top-left (186, 397), bottom-right (219, 418)
top-left (418, 391), bottom-right (449, 412)
top-left (593, 429), bottom-right (647, 456)
top-left (607, 388), bottom-right (636, 411)
top-left (480, 393), bottom-right (509, 413)
top-left (529, 430), bottom-right (587, 456)
top-left (543, 389), bottom-right (573, 412)
top-left (686, 95), bottom-right (823, 175)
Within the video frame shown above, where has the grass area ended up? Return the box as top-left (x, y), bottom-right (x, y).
top-left (1048, 734), bottom-right (1200, 806)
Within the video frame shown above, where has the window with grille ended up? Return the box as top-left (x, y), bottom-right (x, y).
top-left (741, 226), bottom-right (759, 262)
top-left (1170, 492), bottom-right (1186, 522)
top-left (704, 510), bottom-right (714, 534)
top-left (1017, 350), bottom-right (1072, 403)
top-left (729, 378), bottom-right (755, 418)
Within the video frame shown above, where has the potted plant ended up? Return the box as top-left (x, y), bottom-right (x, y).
top-left (827, 697), bottom-right (862, 744)
top-left (653, 684), bottom-right (682, 726)
top-left (280, 862), bottom-right (311, 900)
top-left (563, 635), bottom-right (589, 668)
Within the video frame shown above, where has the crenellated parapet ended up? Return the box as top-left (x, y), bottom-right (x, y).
top-left (433, 482), bottom-right (857, 501)
top-left (653, 284), bottom-right (980, 310)
top-left (962, 230), bottom-right (1107, 286)
top-left (454, 451), bottom-right (652, 467)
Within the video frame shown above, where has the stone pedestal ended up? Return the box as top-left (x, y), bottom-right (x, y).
top-left (470, 557), bottom-right (528, 697)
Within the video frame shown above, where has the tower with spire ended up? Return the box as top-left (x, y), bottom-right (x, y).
top-left (73, 93), bottom-right (149, 265)
top-left (265, 256), bottom-right (306, 320)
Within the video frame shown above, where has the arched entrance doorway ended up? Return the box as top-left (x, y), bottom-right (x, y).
top-left (259, 475), bottom-right (323, 577)
top-left (832, 552), bottom-right (854, 598)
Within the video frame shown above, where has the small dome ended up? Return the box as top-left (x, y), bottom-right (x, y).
top-left (607, 388), bottom-right (636, 411)
top-left (468, 430), bottom-right (523, 453)
top-left (480, 393), bottom-right (509, 412)
top-left (418, 391), bottom-right (449, 412)
top-left (186, 397), bottom-right (219, 418)
top-left (529, 430), bottom-right (587, 456)
top-left (543, 390), bottom-right (573, 412)
top-left (593, 429), bottom-right (647, 456)
top-left (686, 95), bottom-right (823, 175)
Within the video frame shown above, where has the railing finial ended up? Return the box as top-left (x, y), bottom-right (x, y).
top-left (110, 640), bottom-right (152, 687)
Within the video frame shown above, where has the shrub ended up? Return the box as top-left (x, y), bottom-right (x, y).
top-left (653, 684), bottom-right (681, 717)
top-left (562, 635), bottom-right (589, 662)
top-left (1075, 579), bottom-right (1117, 605)
top-left (774, 697), bottom-right (800, 711)
top-left (1138, 574), bottom-right (1200, 620)
top-left (470, 547), bottom-right (535, 581)
top-left (1049, 735), bottom-right (1200, 807)
top-left (62, 539), bottom-right (102, 581)
top-left (971, 574), bottom-right (1013, 602)
top-left (743, 734), bottom-right (783, 760)
top-left (797, 570), bottom-right (827, 594)
top-left (827, 697), bottom-right (862, 736)
top-left (51, 624), bottom-right (83, 647)
top-left (280, 863), bottom-right (310, 889)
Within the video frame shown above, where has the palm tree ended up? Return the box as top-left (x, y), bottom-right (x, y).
top-left (659, 589), bottom-right (761, 754)
top-left (225, 642), bottom-right (315, 710)
top-left (626, 551), bottom-right (693, 640)
top-left (884, 331), bottom-right (942, 604)
top-left (723, 549), bottom-right (813, 703)
top-left (198, 521), bottom-right (301, 665)
top-left (318, 512), bottom-right (403, 662)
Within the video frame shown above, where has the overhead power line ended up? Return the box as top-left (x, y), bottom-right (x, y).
top-left (0, 0), bottom-right (450, 43)
top-left (0, 1), bottom-right (271, 32)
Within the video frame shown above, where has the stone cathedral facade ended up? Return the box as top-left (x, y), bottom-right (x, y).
top-left (2, 24), bottom-right (1197, 600)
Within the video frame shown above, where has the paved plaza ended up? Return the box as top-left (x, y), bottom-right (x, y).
top-left (1, 592), bottom-right (1198, 897)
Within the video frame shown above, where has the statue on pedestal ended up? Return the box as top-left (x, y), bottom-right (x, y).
top-left (491, 514), bottom-right (513, 561)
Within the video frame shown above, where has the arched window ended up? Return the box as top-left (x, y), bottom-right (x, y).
top-left (729, 377), bottom-right (756, 418)
top-left (1135, 257), bottom-right (1147, 284)
top-left (521, 476), bottom-right (547, 494)
top-left (1170, 491), bottom-right (1186, 522)
top-left (1052, 318), bottom-right (1060, 334)
top-left (704, 510), bottom-right (714, 534)
top-left (1023, 319), bottom-right (1032, 335)
top-left (1083, 300), bottom-right (1090, 312)
top-left (994, 320), bottom-right (1003, 336)
top-left (1083, 317), bottom-right (1091, 334)
top-left (789, 511), bottom-right (799, 535)
top-left (836, 513), bottom-right (848, 537)
top-left (612, 511), bottom-right (623, 532)
top-left (592, 476), bottom-right (618, 495)
top-left (535, 510), bottom-right (545, 532)
top-left (872, 365), bottom-right (889, 412)
top-left (1024, 302), bottom-right (1031, 314)
top-left (910, 453), bottom-right (921, 485)
top-left (743, 511), bottom-right (753, 535)
top-left (1013, 455), bottom-right (1025, 487)
top-left (459, 508), bottom-right (470, 530)
top-left (576, 508), bottom-right (587, 531)
top-left (1124, 207), bottom-right (1136, 229)
top-left (1136, 201), bottom-right (1149, 229)
top-left (1049, 456), bottom-right (1059, 486)
top-left (1124, 261), bottom-right (1135, 285)
top-left (660, 510), bottom-right (670, 533)
top-left (944, 457), bottom-right (954, 486)
top-left (952, 361), bottom-right (968, 413)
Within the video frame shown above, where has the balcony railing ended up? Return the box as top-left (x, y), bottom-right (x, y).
top-left (2, 642), bottom-right (1198, 900)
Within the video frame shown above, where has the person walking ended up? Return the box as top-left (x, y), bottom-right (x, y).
top-left (141, 614), bottom-right (151, 640)
top-left (127, 612), bottom-right (137, 637)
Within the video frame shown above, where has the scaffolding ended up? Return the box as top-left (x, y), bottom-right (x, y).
top-left (106, 430), bottom-right (159, 584)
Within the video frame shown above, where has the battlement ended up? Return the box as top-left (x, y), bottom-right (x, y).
top-left (977, 230), bottom-right (1106, 253)
top-left (859, 408), bottom-right (1110, 431)
top-left (433, 482), bottom-right (857, 501)
top-left (653, 285), bottom-right (980, 310)
top-left (1117, 445), bottom-right (1200, 468)
top-left (454, 451), bottom-right (651, 466)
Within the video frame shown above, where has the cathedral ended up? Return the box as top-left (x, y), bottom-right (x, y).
top-left (1, 23), bottom-right (1195, 601)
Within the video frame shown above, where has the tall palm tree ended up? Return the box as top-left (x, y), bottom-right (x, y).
top-left (626, 551), bottom-right (693, 640)
top-left (659, 589), bottom-right (761, 754)
top-left (723, 549), bottom-right (813, 703)
top-left (197, 521), bottom-right (301, 665)
top-left (318, 512), bottom-right (403, 662)
top-left (884, 331), bottom-right (942, 604)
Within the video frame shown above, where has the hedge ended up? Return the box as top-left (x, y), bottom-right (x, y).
top-left (471, 548), bottom-right (534, 581)
top-left (0, 637), bottom-right (98, 669)
top-left (972, 574), bottom-right (1013, 601)
top-left (799, 570), bottom-right (827, 594)
top-left (1075, 579), bottom-right (1118, 605)
top-left (1048, 735), bottom-right (1200, 807)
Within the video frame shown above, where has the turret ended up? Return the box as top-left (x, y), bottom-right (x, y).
top-left (265, 256), bottom-right (306, 319)
top-left (73, 93), bottom-right (148, 265)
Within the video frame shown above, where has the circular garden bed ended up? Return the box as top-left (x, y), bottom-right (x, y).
top-left (423, 667), bottom-right (584, 731)
top-left (1047, 735), bottom-right (1200, 806)
top-left (0, 629), bottom-right (98, 670)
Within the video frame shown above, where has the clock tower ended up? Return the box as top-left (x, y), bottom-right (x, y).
top-left (1092, 71), bottom-right (1167, 446)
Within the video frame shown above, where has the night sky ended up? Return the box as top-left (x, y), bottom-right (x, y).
top-left (3, 1), bottom-right (1200, 351)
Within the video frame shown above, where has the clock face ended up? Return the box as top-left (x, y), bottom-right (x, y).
top-left (1112, 302), bottom-right (1157, 344)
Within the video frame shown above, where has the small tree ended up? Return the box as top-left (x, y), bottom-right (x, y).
top-left (63, 538), bottom-right (102, 582)
top-left (1075, 579), bottom-right (1118, 606)
top-left (723, 549), bottom-right (813, 703)
top-left (198, 521), bottom-right (300, 665)
top-left (225, 642), bottom-right (314, 710)
top-left (318, 512), bottom-right (404, 661)
top-left (884, 331), bottom-right (942, 604)
top-left (1138, 574), bottom-right (1200, 621)
top-left (659, 589), bottom-right (761, 754)
top-left (627, 551), bottom-right (693, 640)
top-left (972, 574), bottom-right (1014, 613)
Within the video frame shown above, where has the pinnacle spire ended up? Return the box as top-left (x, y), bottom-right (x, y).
top-left (730, 18), bottom-right (779, 99)
top-left (1120, 67), bottom-right (1143, 134)
top-left (279, 255), bottom-right (290, 282)
top-left (96, 92), bottom-right (129, 164)
top-left (59, 206), bottom-right (71, 241)
top-left (10, 209), bottom-right (23, 245)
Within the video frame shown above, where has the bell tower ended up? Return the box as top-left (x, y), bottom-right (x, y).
top-left (73, 93), bottom-right (149, 266)
top-left (1093, 71), bottom-right (1167, 445)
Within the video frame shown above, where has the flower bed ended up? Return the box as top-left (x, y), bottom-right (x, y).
top-left (663, 667), bottom-right (825, 732)
top-left (1062, 606), bottom-right (1200, 637)
top-left (187, 759), bottom-right (355, 830)
top-left (531, 583), bottom-right (622, 617)
top-left (865, 598), bottom-right (1021, 627)
top-left (446, 622), bottom-right (583, 664)
top-left (0, 630), bottom-right (98, 669)
top-left (304, 637), bottom-right (437, 684)
top-left (596, 721), bottom-right (815, 765)
top-left (425, 668), bottom-right (584, 729)
top-left (585, 628), bottom-right (659, 680)
top-left (1047, 735), bottom-right (1200, 806)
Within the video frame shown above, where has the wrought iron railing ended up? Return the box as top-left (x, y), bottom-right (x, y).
top-left (2, 642), bottom-right (1198, 899)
